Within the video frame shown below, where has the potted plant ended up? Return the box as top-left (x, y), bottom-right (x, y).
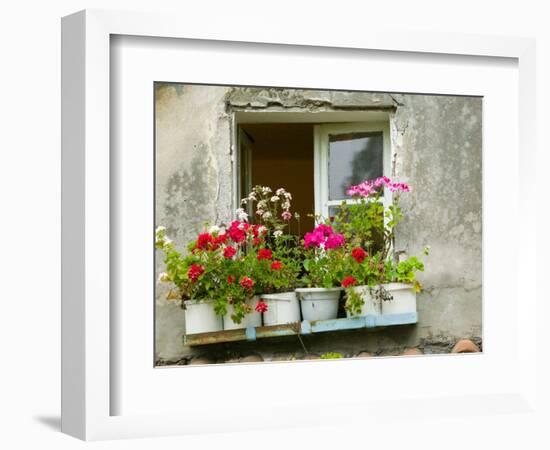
top-left (297, 223), bottom-right (346, 321)
top-left (380, 254), bottom-right (426, 314)
top-left (332, 176), bottom-right (428, 317)
top-left (216, 219), bottom-right (263, 330)
top-left (340, 249), bottom-right (386, 317)
top-left (239, 186), bottom-right (303, 326)
top-left (155, 226), bottom-right (224, 334)
top-left (250, 244), bottom-right (302, 326)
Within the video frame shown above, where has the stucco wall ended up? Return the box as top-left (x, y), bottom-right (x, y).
top-left (154, 84), bottom-right (482, 362)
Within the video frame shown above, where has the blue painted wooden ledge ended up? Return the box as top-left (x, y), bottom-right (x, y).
top-left (183, 312), bottom-right (418, 346)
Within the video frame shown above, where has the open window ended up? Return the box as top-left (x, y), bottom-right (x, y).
top-left (314, 122), bottom-right (391, 220)
top-left (237, 117), bottom-right (391, 235)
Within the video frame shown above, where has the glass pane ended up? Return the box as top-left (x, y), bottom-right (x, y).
top-left (328, 131), bottom-right (383, 200)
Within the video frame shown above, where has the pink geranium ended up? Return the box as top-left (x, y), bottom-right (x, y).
top-left (304, 224), bottom-right (345, 250)
top-left (346, 176), bottom-right (410, 198)
top-left (325, 232), bottom-right (345, 249)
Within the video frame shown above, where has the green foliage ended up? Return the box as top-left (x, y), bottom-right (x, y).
top-left (344, 288), bottom-right (364, 316)
top-left (320, 352), bottom-right (343, 359)
top-left (331, 191), bottom-right (403, 261)
top-left (247, 237), bottom-right (303, 294)
top-left (301, 248), bottom-right (346, 289)
top-left (384, 256), bottom-right (425, 291)
top-left (155, 226), bottom-right (255, 323)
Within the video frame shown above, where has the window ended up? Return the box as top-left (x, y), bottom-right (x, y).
top-left (314, 122), bottom-right (391, 220)
top-left (236, 118), bottom-right (391, 233)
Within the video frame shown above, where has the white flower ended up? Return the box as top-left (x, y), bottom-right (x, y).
top-left (276, 188), bottom-right (285, 196)
top-left (164, 238), bottom-right (172, 246)
top-left (257, 225), bottom-right (267, 235)
top-left (284, 192), bottom-right (292, 200)
top-left (262, 186), bottom-right (272, 194)
top-left (294, 212), bottom-right (301, 219)
top-left (270, 196), bottom-right (280, 202)
top-left (219, 227), bottom-right (226, 235)
top-left (257, 200), bottom-right (267, 209)
top-left (235, 208), bottom-right (248, 222)
top-left (256, 209), bottom-right (264, 216)
top-left (248, 192), bottom-right (257, 201)
top-left (157, 272), bottom-right (170, 283)
top-left (262, 211), bottom-right (272, 219)
top-left (241, 198), bottom-right (248, 204)
top-left (282, 201), bottom-right (290, 210)
top-left (273, 230), bottom-right (283, 238)
top-left (238, 222), bottom-right (246, 231)
top-left (208, 225), bottom-right (220, 234)
top-left (155, 226), bottom-right (166, 234)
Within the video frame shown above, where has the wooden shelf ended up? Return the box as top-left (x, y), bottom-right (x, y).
top-left (183, 312), bottom-right (418, 346)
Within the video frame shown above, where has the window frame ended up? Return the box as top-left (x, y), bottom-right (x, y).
top-left (313, 121), bottom-right (392, 220)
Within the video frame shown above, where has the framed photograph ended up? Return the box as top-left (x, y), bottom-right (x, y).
top-left (62, 9), bottom-right (537, 441)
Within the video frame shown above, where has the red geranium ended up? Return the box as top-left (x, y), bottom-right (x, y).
top-left (227, 275), bottom-right (234, 284)
top-left (253, 237), bottom-right (263, 247)
top-left (341, 275), bottom-right (357, 288)
top-left (196, 233), bottom-right (214, 251)
top-left (351, 247), bottom-right (368, 264)
top-left (255, 300), bottom-right (268, 313)
top-left (214, 233), bottom-right (228, 245)
top-left (188, 264), bottom-right (205, 282)
top-left (257, 248), bottom-right (273, 261)
top-left (223, 246), bottom-right (237, 259)
top-left (252, 224), bottom-right (267, 238)
top-left (239, 276), bottom-right (255, 292)
top-left (228, 221), bottom-right (248, 244)
top-left (270, 260), bottom-right (283, 271)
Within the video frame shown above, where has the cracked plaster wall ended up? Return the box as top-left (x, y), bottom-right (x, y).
top-left (155, 85), bottom-right (482, 361)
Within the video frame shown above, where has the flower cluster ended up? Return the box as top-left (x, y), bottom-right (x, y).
top-left (188, 263), bottom-right (205, 282)
top-left (156, 175), bottom-right (426, 323)
top-left (226, 220), bottom-right (267, 247)
top-left (239, 276), bottom-right (255, 292)
top-left (346, 176), bottom-right (410, 198)
top-left (341, 276), bottom-right (358, 288)
top-left (194, 232), bottom-right (227, 252)
top-left (240, 185), bottom-right (297, 236)
top-left (257, 248), bottom-right (273, 260)
top-left (304, 224), bottom-right (345, 250)
top-left (351, 247), bottom-right (368, 264)
top-left (255, 300), bottom-right (268, 313)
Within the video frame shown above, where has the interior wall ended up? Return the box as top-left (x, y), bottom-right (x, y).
top-left (240, 123), bottom-right (315, 234)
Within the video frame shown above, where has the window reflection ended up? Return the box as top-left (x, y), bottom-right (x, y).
top-left (328, 132), bottom-right (383, 200)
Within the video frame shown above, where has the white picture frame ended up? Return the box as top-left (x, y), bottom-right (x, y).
top-left (61, 9), bottom-right (538, 441)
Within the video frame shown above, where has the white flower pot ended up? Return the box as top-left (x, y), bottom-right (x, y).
top-left (380, 283), bottom-right (417, 314)
top-left (184, 299), bottom-right (223, 335)
top-left (223, 296), bottom-right (263, 330)
top-left (345, 285), bottom-right (382, 318)
top-left (296, 287), bottom-right (342, 321)
top-left (261, 291), bottom-right (301, 326)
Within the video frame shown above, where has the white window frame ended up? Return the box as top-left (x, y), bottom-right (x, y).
top-left (313, 122), bottom-right (392, 220)
top-left (237, 128), bottom-right (254, 215)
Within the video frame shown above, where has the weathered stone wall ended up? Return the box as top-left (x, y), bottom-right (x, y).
top-left (390, 94), bottom-right (483, 348)
top-left (155, 84), bottom-right (233, 359)
top-left (154, 84), bottom-right (482, 362)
